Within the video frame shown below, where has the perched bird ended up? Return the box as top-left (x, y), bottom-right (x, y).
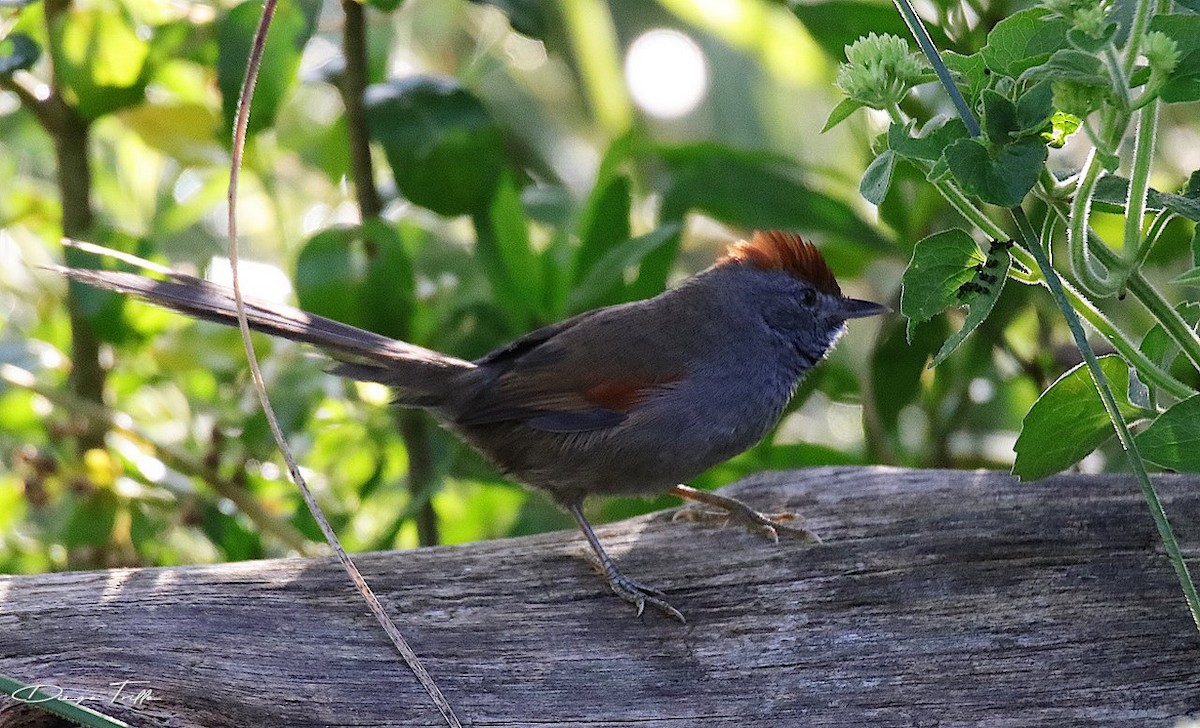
top-left (60, 230), bottom-right (887, 621)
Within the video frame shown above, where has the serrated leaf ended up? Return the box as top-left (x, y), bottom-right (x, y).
top-left (1020, 48), bottom-right (1110, 86)
top-left (1066, 22), bottom-right (1117, 53)
top-left (1013, 355), bottom-right (1144, 480)
top-left (930, 246), bottom-right (1010, 366)
top-left (859, 150), bottom-right (897, 205)
top-left (1135, 395), bottom-right (1200, 471)
top-left (981, 8), bottom-right (1072, 77)
top-left (888, 117), bottom-right (969, 162)
top-left (822, 97), bottom-right (865, 133)
top-left (946, 137), bottom-right (1047, 208)
top-left (943, 51), bottom-right (987, 107)
top-left (900, 228), bottom-right (984, 341)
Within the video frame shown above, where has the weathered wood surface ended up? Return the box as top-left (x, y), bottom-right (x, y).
top-left (2, 466), bottom-right (1199, 727)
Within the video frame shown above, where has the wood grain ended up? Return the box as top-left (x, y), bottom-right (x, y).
top-left (2, 467), bottom-right (1199, 727)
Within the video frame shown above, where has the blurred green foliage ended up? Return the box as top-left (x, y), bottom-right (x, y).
top-left (1, 0), bottom-right (1197, 575)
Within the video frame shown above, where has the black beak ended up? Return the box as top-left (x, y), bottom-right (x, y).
top-left (838, 297), bottom-right (891, 319)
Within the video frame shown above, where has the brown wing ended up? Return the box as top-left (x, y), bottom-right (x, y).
top-left (457, 305), bottom-right (688, 433)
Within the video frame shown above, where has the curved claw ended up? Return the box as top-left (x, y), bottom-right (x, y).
top-left (673, 504), bottom-right (821, 544)
top-left (607, 572), bottom-right (685, 623)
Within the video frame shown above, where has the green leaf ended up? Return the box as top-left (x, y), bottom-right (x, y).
top-left (1136, 396), bottom-right (1200, 471)
top-left (982, 90), bottom-right (1020, 143)
top-left (217, 0), bottom-right (318, 136)
top-left (0, 33), bottom-right (39, 76)
top-left (294, 222), bottom-right (415, 339)
top-left (358, 220), bottom-right (416, 340)
top-left (654, 143), bottom-right (891, 253)
top-left (1091, 175), bottom-right (1200, 220)
top-left (295, 227), bottom-right (369, 328)
top-left (1066, 22), bottom-right (1118, 53)
top-left (1138, 302), bottom-right (1199, 410)
top-left (488, 172), bottom-right (543, 310)
top-left (575, 175), bottom-right (632, 284)
top-left (900, 228), bottom-right (984, 341)
top-left (1149, 15), bottom-right (1200, 103)
top-left (1020, 48), bottom-right (1110, 86)
top-left (48, 6), bottom-right (152, 120)
top-left (942, 51), bottom-right (988, 108)
top-left (981, 8), bottom-right (1072, 77)
top-left (822, 97), bottom-right (864, 132)
top-left (473, 172), bottom-right (543, 329)
top-left (568, 223), bottom-right (682, 312)
top-left (1016, 81), bottom-right (1055, 135)
top-left (1174, 268), bottom-right (1200, 286)
top-left (1013, 355), bottom-right (1144, 480)
top-left (945, 137), bottom-right (1047, 208)
top-left (888, 118), bottom-right (969, 162)
top-left (859, 150), bottom-right (897, 205)
top-left (1045, 111), bottom-right (1082, 148)
top-left (930, 246), bottom-right (1009, 366)
top-left (365, 76), bottom-right (505, 217)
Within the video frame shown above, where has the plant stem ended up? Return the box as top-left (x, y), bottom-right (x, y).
top-left (1067, 148), bottom-right (1125, 297)
top-left (339, 0), bottom-right (382, 221)
top-left (896, 0), bottom-right (1200, 635)
top-left (397, 410), bottom-right (439, 547)
top-left (339, 0), bottom-right (439, 546)
top-left (1121, 99), bottom-right (1158, 266)
top-left (890, 0), bottom-right (980, 137)
top-left (1012, 208), bottom-right (1200, 634)
top-left (43, 0), bottom-right (107, 452)
top-left (1085, 225), bottom-right (1200, 375)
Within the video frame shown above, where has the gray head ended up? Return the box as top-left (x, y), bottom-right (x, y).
top-left (716, 230), bottom-right (889, 365)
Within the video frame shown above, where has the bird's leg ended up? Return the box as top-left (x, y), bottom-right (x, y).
top-left (671, 484), bottom-right (821, 544)
top-left (568, 502), bottom-right (685, 623)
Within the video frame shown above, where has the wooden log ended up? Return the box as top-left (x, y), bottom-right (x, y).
top-left (2, 467), bottom-right (1199, 727)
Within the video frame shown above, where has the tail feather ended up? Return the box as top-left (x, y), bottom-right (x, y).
top-left (56, 266), bottom-right (477, 402)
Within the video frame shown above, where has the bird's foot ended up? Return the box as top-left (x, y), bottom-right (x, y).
top-left (598, 567), bottom-right (685, 623)
top-left (671, 485), bottom-right (821, 545)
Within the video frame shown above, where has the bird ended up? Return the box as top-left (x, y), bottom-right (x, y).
top-left (59, 229), bottom-right (887, 621)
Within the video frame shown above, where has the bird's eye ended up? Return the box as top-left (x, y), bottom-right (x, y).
top-left (799, 288), bottom-right (818, 307)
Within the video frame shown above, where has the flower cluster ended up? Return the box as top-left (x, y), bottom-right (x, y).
top-left (835, 33), bottom-right (925, 110)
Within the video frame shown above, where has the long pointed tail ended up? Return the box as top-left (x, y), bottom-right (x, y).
top-left (57, 266), bottom-right (477, 405)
